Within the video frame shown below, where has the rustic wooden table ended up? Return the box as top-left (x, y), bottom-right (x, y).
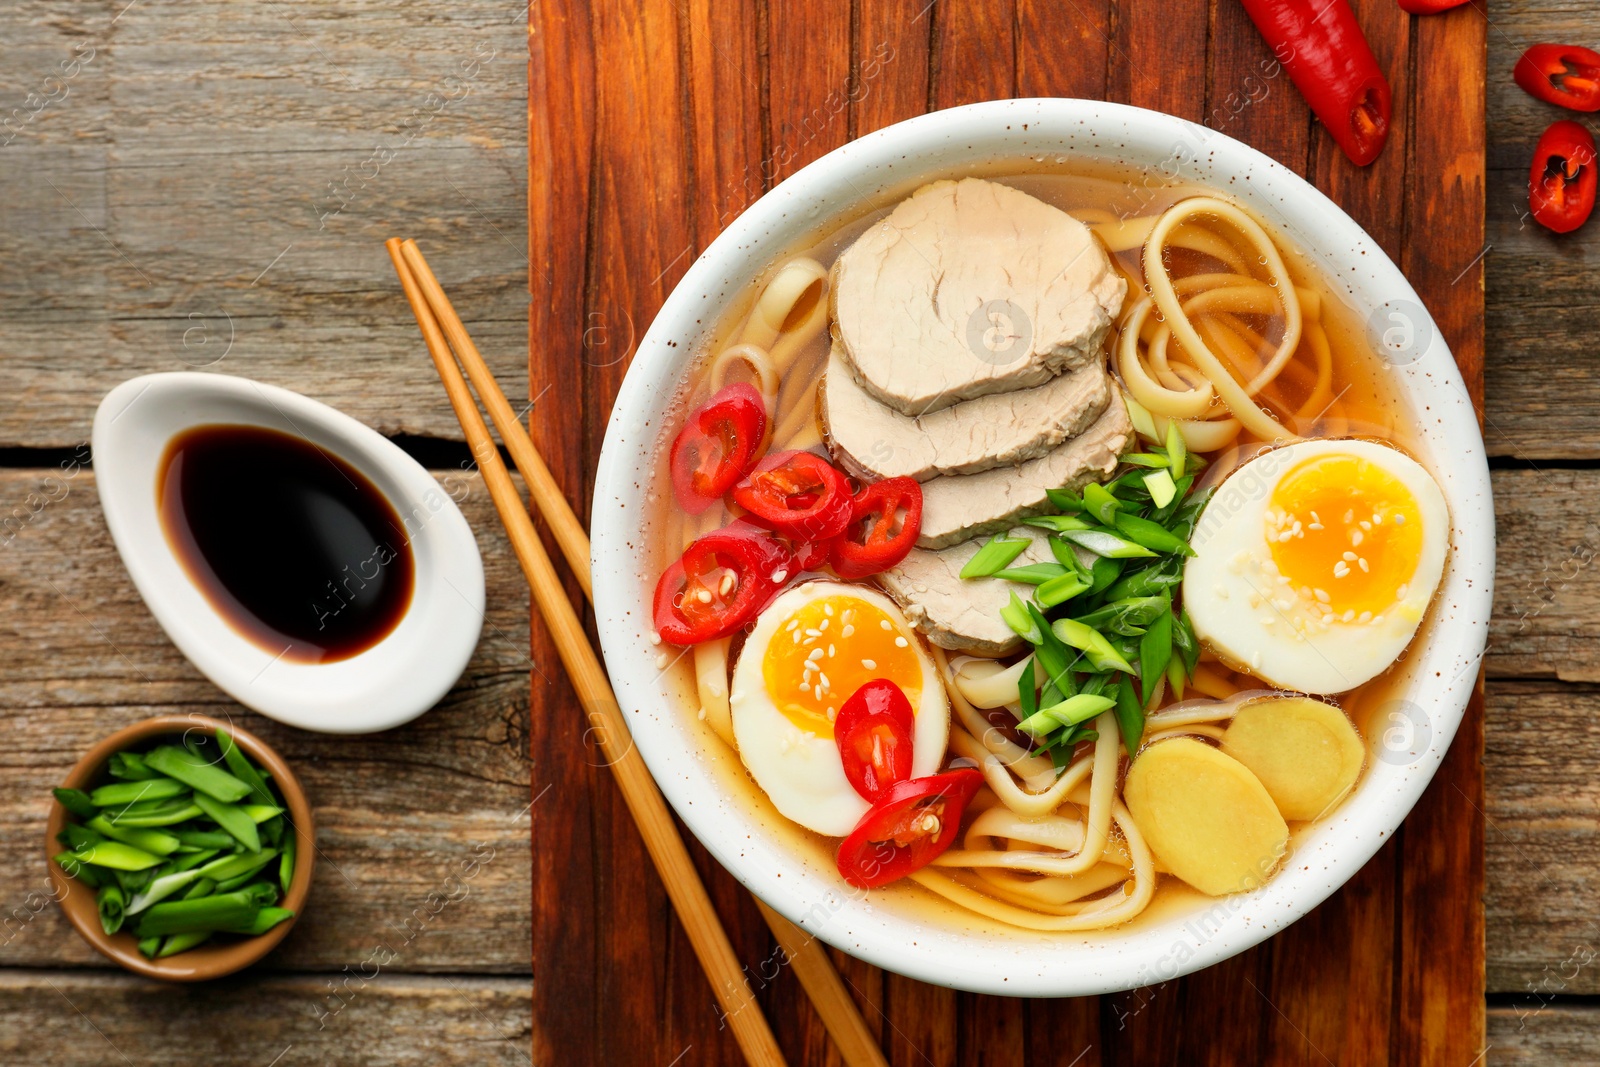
top-left (1, 1), bottom-right (1595, 1065)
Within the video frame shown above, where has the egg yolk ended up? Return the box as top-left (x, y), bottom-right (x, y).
top-left (1266, 454), bottom-right (1423, 618)
top-left (761, 595), bottom-right (922, 738)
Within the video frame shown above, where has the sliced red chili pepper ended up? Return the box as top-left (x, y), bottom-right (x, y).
top-left (731, 450), bottom-right (853, 541)
top-left (1240, 0), bottom-right (1393, 166)
top-left (652, 522), bottom-right (792, 645)
top-left (1515, 44), bottom-right (1600, 113)
top-left (835, 769), bottom-right (983, 889)
top-left (829, 477), bottom-right (922, 580)
top-left (1396, 0), bottom-right (1468, 12)
top-left (1529, 120), bottom-right (1598, 234)
top-left (669, 383), bottom-right (767, 515)
top-left (787, 536), bottom-right (832, 573)
top-left (834, 679), bottom-right (916, 803)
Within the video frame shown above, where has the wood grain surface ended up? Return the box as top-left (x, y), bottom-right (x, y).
top-left (527, 1), bottom-right (1504, 1065)
top-left (3, 0), bottom-right (1598, 1063)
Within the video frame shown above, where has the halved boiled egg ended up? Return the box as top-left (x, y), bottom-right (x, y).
top-left (730, 581), bottom-right (949, 836)
top-left (1182, 439), bottom-right (1449, 695)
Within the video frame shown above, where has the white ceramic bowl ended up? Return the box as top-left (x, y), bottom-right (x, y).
top-left (93, 372), bottom-right (484, 734)
top-left (591, 99), bottom-right (1493, 996)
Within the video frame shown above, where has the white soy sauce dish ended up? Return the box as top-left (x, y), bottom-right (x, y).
top-left (93, 372), bottom-right (484, 734)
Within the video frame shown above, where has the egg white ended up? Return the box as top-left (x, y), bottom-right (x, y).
top-left (1182, 439), bottom-right (1449, 695)
top-left (730, 581), bottom-right (949, 836)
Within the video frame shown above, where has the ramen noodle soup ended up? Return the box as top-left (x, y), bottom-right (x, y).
top-left (645, 167), bottom-right (1447, 934)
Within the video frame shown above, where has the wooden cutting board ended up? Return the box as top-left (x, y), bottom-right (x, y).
top-left (527, 2), bottom-right (1486, 1063)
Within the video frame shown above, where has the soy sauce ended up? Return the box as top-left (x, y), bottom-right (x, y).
top-left (158, 424), bottom-right (415, 663)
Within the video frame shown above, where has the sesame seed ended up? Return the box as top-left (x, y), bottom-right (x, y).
top-left (862, 659), bottom-right (877, 670)
top-left (827, 644), bottom-right (836, 658)
top-left (1372, 615), bottom-right (1384, 624)
top-left (1343, 551), bottom-right (1358, 562)
top-left (818, 619), bottom-right (830, 631)
top-left (656, 653), bottom-right (670, 669)
top-left (650, 631), bottom-right (662, 645)
top-left (1397, 584), bottom-right (1408, 598)
top-left (1358, 611), bottom-right (1372, 623)
top-left (718, 573), bottom-right (736, 597)
top-left (1343, 510), bottom-right (1354, 524)
top-left (880, 620), bottom-right (892, 631)
top-left (1359, 520), bottom-right (1372, 532)
top-left (842, 625), bottom-right (855, 638)
top-left (1393, 514), bottom-right (1406, 525)
top-left (1314, 588), bottom-right (1331, 603)
top-left (804, 628), bottom-right (821, 638)
top-left (786, 620), bottom-right (799, 632)
top-left (895, 636), bottom-right (909, 648)
top-left (818, 672), bottom-right (830, 690)
top-left (1308, 522), bottom-right (1324, 531)
top-left (696, 589), bottom-right (713, 604)
top-left (1333, 562), bottom-right (1350, 578)
top-left (808, 648), bottom-right (824, 661)
top-left (1342, 609), bottom-right (1355, 623)
top-left (824, 604), bottom-right (834, 617)
top-left (792, 631), bottom-right (801, 644)
top-left (697, 706), bottom-right (708, 721)
top-left (1372, 512), bottom-right (1383, 525)
top-left (771, 569), bottom-right (789, 583)
top-left (1310, 511), bottom-right (1321, 523)
top-left (1358, 557), bottom-right (1369, 573)
top-left (826, 707), bottom-right (837, 721)
top-left (1351, 529), bottom-right (1364, 547)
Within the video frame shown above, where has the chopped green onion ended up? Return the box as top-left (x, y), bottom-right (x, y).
top-left (1167, 656), bottom-right (1186, 701)
top-left (101, 801), bottom-right (204, 828)
top-left (1045, 487), bottom-right (1083, 512)
top-left (193, 794), bottom-right (261, 852)
top-left (1000, 591), bottom-right (1042, 645)
top-left (85, 816), bottom-right (180, 857)
top-left (60, 841), bottom-right (163, 872)
top-left (137, 936), bottom-right (161, 958)
top-left (132, 889), bottom-right (267, 939)
top-left (1073, 596), bottom-right (1168, 636)
top-left (1024, 514), bottom-right (1094, 533)
top-left (995, 562), bottom-right (1069, 586)
top-left (241, 804), bottom-right (284, 824)
top-left (1113, 675), bottom-right (1145, 755)
top-left (108, 752), bottom-right (157, 780)
top-left (1173, 610), bottom-right (1201, 676)
top-left (1102, 556), bottom-right (1182, 602)
top-left (126, 870), bottom-right (207, 916)
top-left (173, 829), bottom-right (236, 850)
top-left (1060, 528), bottom-right (1156, 559)
top-left (1082, 483), bottom-right (1122, 525)
top-left (1112, 512), bottom-right (1195, 556)
top-left (1036, 572), bottom-right (1091, 609)
top-left (1143, 468), bottom-right (1178, 509)
top-left (89, 777), bottom-right (189, 808)
top-left (196, 848), bottom-right (280, 885)
top-left (158, 932), bottom-right (212, 957)
top-left (141, 746), bottom-right (252, 803)
top-left (212, 853), bottom-right (279, 893)
top-left (52, 788), bottom-right (99, 819)
top-left (1052, 618), bottom-right (1135, 674)
top-left (1124, 395), bottom-right (1159, 440)
top-left (216, 729), bottom-right (277, 808)
top-left (225, 907), bottom-right (294, 937)
top-left (1166, 420), bottom-right (1187, 481)
top-left (96, 885), bottom-right (126, 935)
top-left (280, 834), bottom-right (296, 896)
top-left (960, 535), bottom-right (1032, 579)
top-left (1122, 452), bottom-right (1171, 469)
top-left (1018, 693), bottom-right (1116, 737)
top-left (59, 824), bottom-right (103, 851)
top-left (1139, 603), bottom-right (1175, 704)
top-left (1017, 660), bottom-right (1038, 722)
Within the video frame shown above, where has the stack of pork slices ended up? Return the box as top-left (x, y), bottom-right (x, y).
top-left (819, 177), bottom-right (1133, 654)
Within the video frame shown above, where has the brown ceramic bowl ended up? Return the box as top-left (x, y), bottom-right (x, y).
top-left (46, 714), bottom-right (315, 981)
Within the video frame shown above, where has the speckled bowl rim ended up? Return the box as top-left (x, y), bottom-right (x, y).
top-left (46, 714), bottom-right (315, 981)
top-left (590, 98), bottom-right (1493, 997)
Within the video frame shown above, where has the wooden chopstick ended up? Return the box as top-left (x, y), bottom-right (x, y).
top-left (386, 239), bottom-right (786, 1067)
top-left (392, 240), bottom-right (887, 1067)
top-left (395, 242), bottom-right (592, 599)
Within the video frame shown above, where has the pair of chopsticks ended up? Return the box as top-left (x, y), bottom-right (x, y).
top-left (385, 239), bottom-right (885, 1067)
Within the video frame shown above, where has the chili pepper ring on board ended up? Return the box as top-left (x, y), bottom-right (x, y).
top-left (1515, 44), bottom-right (1600, 113)
top-left (1238, 0), bottom-right (1393, 166)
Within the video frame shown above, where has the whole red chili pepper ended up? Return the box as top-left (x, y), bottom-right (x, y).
top-left (1514, 44), bottom-right (1600, 113)
top-left (1529, 120), bottom-right (1598, 234)
top-left (1239, 0), bottom-right (1393, 166)
top-left (1396, 0), bottom-right (1469, 12)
